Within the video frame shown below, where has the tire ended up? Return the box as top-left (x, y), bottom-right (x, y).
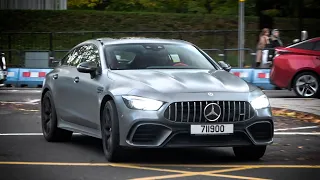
top-left (41, 91), bottom-right (73, 142)
top-left (292, 72), bottom-right (320, 98)
top-left (233, 145), bottom-right (266, 161)
top-left (101, 100), bottom-right (124, 162)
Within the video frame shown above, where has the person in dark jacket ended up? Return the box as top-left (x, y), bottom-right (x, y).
top-left (268, 29), bottom-right (283, 63)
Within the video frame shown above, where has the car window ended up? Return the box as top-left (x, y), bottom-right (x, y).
top-left (61, 48), bottom-right (77, 66)
top-left (313, 41), bottom-right (320, 51)
top-left (77, 44), bottom-right (101, 66)
top-left (289, 40), bottom-right (315, 50)
top-left (104, 43), bottom-right (216, 70)
top-left (63, 44), bottom-right (101, 67)
top-left (114, 51), bottom-right (136, 62)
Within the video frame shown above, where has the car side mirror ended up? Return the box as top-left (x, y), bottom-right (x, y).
top-left (218, 61), bottom-right (231, 72)
top-left (77, 61), bottom-right (98, 74)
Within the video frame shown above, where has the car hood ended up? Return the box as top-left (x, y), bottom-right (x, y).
top-left (108, 69), bottom-right (254, 94)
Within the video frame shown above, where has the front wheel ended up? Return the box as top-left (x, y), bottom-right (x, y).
top-left (293, 72), bottom-right (320, 98)
top-left (41, 91), bottom-right (73, 142)
top-left (233, 145), bottom-right (266, 161)
top-left (101, 100), bottom-right (124, 162)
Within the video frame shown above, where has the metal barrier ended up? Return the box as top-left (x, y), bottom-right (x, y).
top-left (2, 67), bottom-right (276, 90)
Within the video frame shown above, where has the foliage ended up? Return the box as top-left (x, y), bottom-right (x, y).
top-left (66, 0), bottom-right (320, 18)
top-left (68, 0), bottom-right (103, 9)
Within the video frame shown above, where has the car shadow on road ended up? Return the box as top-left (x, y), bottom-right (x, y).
top-left (69, 135), bottom-right (263, 164)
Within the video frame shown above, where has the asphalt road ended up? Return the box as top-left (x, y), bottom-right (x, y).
top-left (0, 88), bottom-right (320, 180)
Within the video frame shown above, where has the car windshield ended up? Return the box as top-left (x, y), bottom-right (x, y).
top-left (104, 43), bottom-right (217, 70)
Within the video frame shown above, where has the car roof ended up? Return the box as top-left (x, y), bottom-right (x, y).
top-left (84, 37), bottom-right (193, 46)
top-left (287, 37), bottom-right (320, 48)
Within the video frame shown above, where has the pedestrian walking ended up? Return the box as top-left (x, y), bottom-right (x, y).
top-left (255, 28), bottom-right (271, 68)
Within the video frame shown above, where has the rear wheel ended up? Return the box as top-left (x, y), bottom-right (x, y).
top-left (101, 100), bottom-right (124, 162)
top-left (233, 145), bottom-right (266, 161)
top-left (293, 72), bottom-right (320, 98)
top-left (41, 91), bottom-right (73, 142)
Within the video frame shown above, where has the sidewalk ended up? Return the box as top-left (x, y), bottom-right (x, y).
top-left (269, 98), bottom-right (320, 116)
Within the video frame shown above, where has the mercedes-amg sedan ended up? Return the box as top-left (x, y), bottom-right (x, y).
top-left (41, 38), bottom-right (274, 162)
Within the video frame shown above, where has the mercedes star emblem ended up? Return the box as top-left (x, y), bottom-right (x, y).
top-left (208, 92), bottom-right (214, 96)
top-left (203, 103), bottom-right (222, 122)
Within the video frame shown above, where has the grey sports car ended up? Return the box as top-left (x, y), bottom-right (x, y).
top-left (41, 37), bottom-right (274, 162)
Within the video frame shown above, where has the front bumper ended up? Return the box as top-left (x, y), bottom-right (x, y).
top-left (115, 95), bottom-right (274, 148)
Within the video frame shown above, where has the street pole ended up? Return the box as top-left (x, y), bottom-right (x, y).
top-left (238, 0), bottom-right (245, 68)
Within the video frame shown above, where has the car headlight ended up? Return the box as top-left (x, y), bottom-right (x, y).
top-left (250, 94), bottom-right (270, 109)
top-left (122, 95), bottom-right (164, 111)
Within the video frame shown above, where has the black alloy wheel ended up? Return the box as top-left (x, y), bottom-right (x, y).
top-left (101, 100), bottom-right (123, 162)
top-left (41, 91), bottom-right (72, 142)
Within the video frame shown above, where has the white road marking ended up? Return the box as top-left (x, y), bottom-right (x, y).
top-left (0, 101), bottom-right (39, 105)
top-left (274, 132), bottom-right (320, 135)
top-left (0, 132), bottom-right (320, 136)
top-left (0, 98), bottom-right (41, 105)
top-left (0, 133), bottom-right (81, 136)
top-left (27, 99), bottom-right (41, 103)
top-left (275, 126), bottom-right (319, 132)
top-left (0, 89), bottom-right (41, 93)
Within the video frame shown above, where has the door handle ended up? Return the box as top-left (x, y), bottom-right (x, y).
top-left (53, 74), bottom-right (58, 79)
top-left (74, 77), bottom-right (79, 83)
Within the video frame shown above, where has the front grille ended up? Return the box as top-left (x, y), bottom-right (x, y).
top-left (164, 101), bottom-right (255, 123)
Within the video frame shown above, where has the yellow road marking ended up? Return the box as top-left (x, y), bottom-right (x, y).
top-left (0, 162), bottom-right (320, 168)
top-left (0, 161), bottom-right (115, 166)
top-left (1, 161), bottom-right (319, 180)
top-left (130, 173), bottom-right (196, 180)
top-left (130, 164), bottom-right (320, 168)
top-left (110, 164), bottom-right (189, 174)
top-left (208, 173), bottom-right (270, 180)
top-left (130, 167), bottom-right (263, 180)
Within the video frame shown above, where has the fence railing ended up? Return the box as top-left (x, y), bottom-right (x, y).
top-left (0, 47), bottom-right (278, 69)
top-left (0, 29), bottom-right (305, 68)
top-left (0, 29), bottom-right (300, 55)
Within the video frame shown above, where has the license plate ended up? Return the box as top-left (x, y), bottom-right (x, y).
top-left (190, 124), bottom-right (234, 135)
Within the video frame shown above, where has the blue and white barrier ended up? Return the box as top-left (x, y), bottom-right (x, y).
top-left (251, 69), bottom-right (275, 90)
top-left (17, 68), bottom-right (53, 88)
top-left (2, 68), bottom-right (276, 90)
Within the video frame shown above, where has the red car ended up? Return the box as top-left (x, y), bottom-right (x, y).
top-left (270, 37), bottom-right (320, 98)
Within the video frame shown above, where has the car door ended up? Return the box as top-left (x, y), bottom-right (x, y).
top-left (67, 43), bottom-right (102, 131)
top-left (312, 41), bottom-right (320, 59)
top-left (52, 48), bottom-right (80, 122)
top-left (311, 40), bottom-right (320, 74)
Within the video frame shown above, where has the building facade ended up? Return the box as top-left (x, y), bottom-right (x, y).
top-left (0, 0), bottom-right (67, 10)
